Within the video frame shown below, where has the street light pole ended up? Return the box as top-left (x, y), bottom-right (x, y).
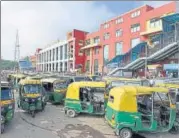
top-left (145, 44), bottom-right (148, 78)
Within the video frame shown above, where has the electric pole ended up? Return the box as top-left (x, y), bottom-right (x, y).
top-left (14, 30), bottom-right (20, 71)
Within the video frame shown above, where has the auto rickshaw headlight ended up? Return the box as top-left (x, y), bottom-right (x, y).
top-left (25, 98), bottom-right (29, 102)
top-left (8, 105), bottom-right (13, 109)
top-left (37, 97), bottom-right (41, 101)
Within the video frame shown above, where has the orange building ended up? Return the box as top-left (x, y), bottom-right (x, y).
top-left (82, 1), bottom-right (179, 74)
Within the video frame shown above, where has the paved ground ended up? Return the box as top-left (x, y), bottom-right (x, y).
top-left (1, 91), bottom-right (179, 138)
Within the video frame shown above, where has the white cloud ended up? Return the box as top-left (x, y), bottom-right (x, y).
top-left (1, 1), bottom-right (115, 60)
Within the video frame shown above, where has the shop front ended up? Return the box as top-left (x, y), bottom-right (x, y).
top-left (164, 64), bottom-right (179, 78)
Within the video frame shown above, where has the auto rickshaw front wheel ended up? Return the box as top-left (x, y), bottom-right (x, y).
top-left (119, 128), bottom-right (132, 138)
top-left (31, 111), bottom-right (35, 118)
top-left (66, 109), bottom-right (76, 118)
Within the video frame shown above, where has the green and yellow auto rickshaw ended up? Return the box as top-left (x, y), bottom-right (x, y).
top-left (105, 85), bottom-right (179, 138)
top-left (64, 81), bottom-right (106, 117)
top-left (104, 78), bottom-right (150, 108)
top-left (17, 79), bottom-right (47, 117)
top-left (1, 81), bottom-right (15, 133)
top-left (41, 78), bottom-right (68, 104)
top-left (157, 83), bottom-right (179, 114)
top-left (9, 74), bottom-right (26, 89)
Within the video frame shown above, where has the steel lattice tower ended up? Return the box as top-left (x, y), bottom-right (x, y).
top-left (14, 30), bottom-right (20, 69)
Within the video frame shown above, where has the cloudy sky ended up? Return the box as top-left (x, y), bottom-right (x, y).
top-left (1, 1), bottom-right (171, 60)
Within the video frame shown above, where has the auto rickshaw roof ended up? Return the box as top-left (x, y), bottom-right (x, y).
top-left (11, 73), bottom-right (26, 78)
top-left (108, 86), bottom-right (169, 112)
top-left (157, 83), bottom-right (179, 89)
top-left (41, 78), bottom-right (59, 83)
top-left (19, 79), bottom-right (41, 85)
top-left (66, 81), bottom-right (106, 100)
top-left (1, 81), bottom-right (10, 87)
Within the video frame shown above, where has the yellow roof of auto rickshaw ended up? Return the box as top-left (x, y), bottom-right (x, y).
top-left (11, 74), bottom-right (26, 78)
top-left (66, 81), bottom-right (106, 100)
top-left (108, 86), bottom-right (169, 112)
top-left (104, 77), bottom-right (144, 84)
top-left (41, 78), bottom-right (59, 83)
top-left (19, 79), bottom-right (41, 85)
top-left (157, 83), bottom-right (179, 89)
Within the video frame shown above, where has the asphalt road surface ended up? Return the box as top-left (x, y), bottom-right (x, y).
top-left (1, 92), bottom-right (179, 138)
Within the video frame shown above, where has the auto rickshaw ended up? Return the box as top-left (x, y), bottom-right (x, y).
top-left (1, 81), bottom-right (15, 133)
top-left (17, 79), bottom-right (47, 117)
top-left (104, 78), bottom-right (150, 108)
top-left (105, 85), bottom-right (179, 138)
top-left (157, 83), bottom-right (179, 114)
top-left (64, 81), bottom-right (106, 117)
top-left (9, 74), bottom-right (26, 89)
top-left (88, 75), bottom-right (102, 81)
top-left (41, 78), bottom-right (68, 104)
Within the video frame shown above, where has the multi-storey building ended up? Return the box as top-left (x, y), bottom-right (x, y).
top-left (36, 2), bottom-right (179, 74)
top-left (82, 1), bottom-right (179, 74)
top-left (36, 29), bottom-right (87, 72)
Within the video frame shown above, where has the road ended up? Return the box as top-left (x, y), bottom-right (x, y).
top-left (1, 92), bottom-right (179, 138)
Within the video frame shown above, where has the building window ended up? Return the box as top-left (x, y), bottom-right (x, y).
top-left (78, 40), bottom-right (84, 46)
top-left (60, 62), bottom-right (63, 72)
top-left (103, 45), bottom-right (109, 65)
top-left (60, 46), bottom-right (63, 60)
top-left (94, 59), bottom-right (98, 73)
top-left (64, 62), bottom-right (67, 71)
top-left (53, 49), bottom-right (55, 61)
top-left (79, 49), bottom-right (83, 56)
top-left (115, 42), bottom-right (123, 55)
top-left (56, 63), bottom-right (58, 71)
top-left (104, 33), bottom-right (110, 40)
top-left (64, 44), bottom-right (67, 59)
top-left (85, 39), bottom-right (90, 46)
top-left (94, 37), bottom-right (100, 44)
top-left (131, 23), bottom-right (140, 33)
top-left (131, 10), bottom-right (140, 18)
top-left (85, 50), bottom-right (90, 56)
top-left (116, 29), bottom-right (122, 37)
top-left (116, 18), bottom-right (123, 24)
top-left (86, 60), bottom-right (90, 72)
top-left (131, 38), bottom-right (140, 48)
top-left (56, 47), bottom-right (58, 60)
top-left (50, 50), bottom-right (51, 61)
top-left (150, 18), bottom-right (161, 28)
top-left (94, 47), bottom-right (99, 55)
top-left (104, 23), bottom-right (109, 29)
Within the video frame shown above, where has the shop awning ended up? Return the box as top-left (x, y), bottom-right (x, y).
top-left (163, 64), bottom-right (179, 71)
top-left (147, 64), bottom-right (162, 70)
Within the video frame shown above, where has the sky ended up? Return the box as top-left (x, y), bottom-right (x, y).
top-left (1, 1), bottom-right (171, 60)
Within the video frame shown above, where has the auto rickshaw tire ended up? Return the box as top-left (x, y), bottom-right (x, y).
top-left (1, 123), bottom-right (5, 134)
top-left (67, 109), bottom-right (76, 118)
top-left (31, 111), bottom-right (35, 118)
top-left (169, 124), bottom-right (179, 134)
top-left (119, 128), bottom-right (132, 138)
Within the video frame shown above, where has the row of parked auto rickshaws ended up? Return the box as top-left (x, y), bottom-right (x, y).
top-left (1, 73), bottom-right (179, 138)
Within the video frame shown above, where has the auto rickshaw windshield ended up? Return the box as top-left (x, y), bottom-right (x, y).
top-left (1, 88), bottom-right (13, 100)
top-left (23, 84), bottom-right (40, 94)
top-left (74, 77), bottom-right (86, 82)
top-left (111, 81), bottom-right (141, 87)
top-left (54, 82), bottom-right (67, 89)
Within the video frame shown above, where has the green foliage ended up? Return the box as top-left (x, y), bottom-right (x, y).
top-left (0, 59), bottom-right (18, 70)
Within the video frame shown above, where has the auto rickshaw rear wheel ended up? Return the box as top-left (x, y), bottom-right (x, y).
top-left (1, 124), bottom-right (5, 134)
top-left (67, 109), bottom-right (76, 118)
top-left (119, 128), bottom-right (132, 138)
top-left (169, 124), bottom-right (179, 134)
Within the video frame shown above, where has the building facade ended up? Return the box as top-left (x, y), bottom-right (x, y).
top-left (36, 2), bottom-right (179, 74)
top-left (36, 29), bottom-right (87, 72)
top-left (82, 1), bottom-right (179, 74)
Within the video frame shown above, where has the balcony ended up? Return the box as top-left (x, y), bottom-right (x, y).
top-left (81, 42), bottom-right (101, 50)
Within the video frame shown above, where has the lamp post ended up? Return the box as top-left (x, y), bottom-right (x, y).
top-left (145, 44), bottom-right (148, 78)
